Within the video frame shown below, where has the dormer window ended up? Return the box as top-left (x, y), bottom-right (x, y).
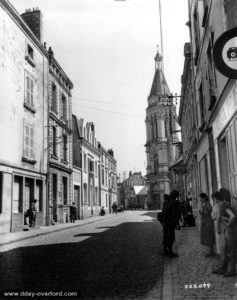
top-left (25, 43), bottom-right (35, 67)
top-left (28, 44), bottom-right (34, 60)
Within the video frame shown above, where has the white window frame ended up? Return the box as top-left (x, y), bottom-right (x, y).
top-left (25, 71), bottom-right (34, 108)
top-left (23, 121), bottom-right (35, 160)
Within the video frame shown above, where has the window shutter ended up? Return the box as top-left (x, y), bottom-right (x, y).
top-left (30, 127), bottom-right (34, 159)
top-left (30, 79), bottom-right (34, 107)
top-left (26, 76), bottom-right (30, 104)
top-left (24, 124), bottom-right (30, 158)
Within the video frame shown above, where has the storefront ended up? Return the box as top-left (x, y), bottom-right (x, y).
top-left (0, 166), bottom-right (46, 233)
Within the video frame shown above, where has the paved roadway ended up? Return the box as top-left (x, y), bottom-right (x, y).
top-left (0, 211), bottom-right (164, 300)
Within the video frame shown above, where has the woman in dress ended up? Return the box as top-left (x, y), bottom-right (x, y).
top-left (199, 193), bottom-right (215, 257)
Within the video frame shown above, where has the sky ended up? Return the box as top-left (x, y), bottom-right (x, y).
top-left (11, 0), bottom-right (189, 178)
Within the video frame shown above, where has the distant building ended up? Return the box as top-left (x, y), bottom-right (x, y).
top-left (99, 145), bottom-right (118, 214)
top-left (0, 2), bottom-right (48, 232)
top-left (120, 172), bottom-right (146, 209)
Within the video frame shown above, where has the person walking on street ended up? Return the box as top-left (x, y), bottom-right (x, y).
top-left (199, 193), bottom-right (215, 257)
top-left (29, 199), bottom-right (37, 227)
top-left (70, 202), bottom-right (77, 223)
top-left (212, 191), bottom-right (237, 277)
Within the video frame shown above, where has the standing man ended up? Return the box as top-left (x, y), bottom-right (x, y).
top-left (162, 190), bottom-right (180, 258)
top-left (29, 199), bottom-right (37, 227)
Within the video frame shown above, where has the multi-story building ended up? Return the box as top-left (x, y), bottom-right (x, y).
top-left (0, 1), bottom-right (48, 233)
top-left (72, 114), bottom-right (82, 220)
top-left (181, 0), bottom-right (237, 212)
top-left (73, 117), bottom-right (100, 218)
top-left (47, 48), bottom-right (73, 224)
top-left (99, 145), bottom-right (118, 213)
top-left (179, 42), bottom-right (199, 202)
top-left (145, 51), bottom-right (178, 209)
top-left (121, 172), bottom-right (146, 209)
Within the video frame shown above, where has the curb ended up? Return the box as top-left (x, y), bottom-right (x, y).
top-left (0, 213), bottom-right (123, 247)
top-left (162, 257), bottom-right (173, 300)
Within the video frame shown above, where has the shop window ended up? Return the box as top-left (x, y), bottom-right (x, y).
top-left (13, 176), bottom-right (23, 213)
top-left (36, 180), bottom-right (43, 212)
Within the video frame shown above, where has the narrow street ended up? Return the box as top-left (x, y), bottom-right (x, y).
top-left (0, 211), bottom-right (164, 299)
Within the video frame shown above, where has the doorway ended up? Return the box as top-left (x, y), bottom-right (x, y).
top-left (74, 185), bottom-right (81, 220)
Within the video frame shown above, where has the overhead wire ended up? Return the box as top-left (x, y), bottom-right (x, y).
top-left (72, 95), bottom-right (144, 108)
top-left (72, 102), bottom-right (144, 118)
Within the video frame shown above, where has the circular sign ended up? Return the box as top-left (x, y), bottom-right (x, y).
top-left (213, 27), bottom-right (237, 78)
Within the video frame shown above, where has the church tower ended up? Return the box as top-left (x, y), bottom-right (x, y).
top-left (145, 50), bottom-right (176, 209)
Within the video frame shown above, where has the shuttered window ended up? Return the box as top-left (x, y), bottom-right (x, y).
top-left (25, 74), bottom-right (34, 107)
top-left (24, 123), bottom-right (35, 160)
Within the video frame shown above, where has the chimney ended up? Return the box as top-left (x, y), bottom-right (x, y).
top-left (108, 149), bottom-right (114, 157)
top-left (21, 8), bottom-right (43, 42)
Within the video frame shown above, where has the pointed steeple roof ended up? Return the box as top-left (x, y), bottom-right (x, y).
top-left (148, 49), bottom-right (170, 99)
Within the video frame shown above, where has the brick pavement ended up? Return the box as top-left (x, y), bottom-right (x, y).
top-left (162, 226), bottom-right (237, 300)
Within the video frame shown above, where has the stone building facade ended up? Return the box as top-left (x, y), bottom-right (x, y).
top-left (47, 49), bottom-right (73, 224)
top-left (0, 1), bottom-right (48, 233)
top-left (99, 145), bottom-right (117, 214)
top-left (145, 52), bottom-right (177, 209)
top-left (181, 0), bottom-right (237, 212)
top-left (121, 172), bottom-right (146, 209)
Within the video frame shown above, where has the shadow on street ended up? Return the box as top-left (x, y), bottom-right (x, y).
top-left (0, 216), bottom-right (164, 299)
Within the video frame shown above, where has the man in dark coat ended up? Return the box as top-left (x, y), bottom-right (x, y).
top-left (70, 202), bottom-right (77, 223)
top-left (162, 190), bottom-right (180, 258)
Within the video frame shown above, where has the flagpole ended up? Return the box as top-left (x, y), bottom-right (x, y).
top-left (159, 0), bottom-right (164, 71)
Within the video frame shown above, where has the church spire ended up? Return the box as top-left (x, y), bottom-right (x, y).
top-left (154, 45), bottom-right (163, 71)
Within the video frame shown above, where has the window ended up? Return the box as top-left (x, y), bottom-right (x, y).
top-left (52, 126), bottom-right (57, 157)
top-left (207, 42), bottom-right (217, 110)
top-left (198, 83), bottom-right (206, 131)
top-left (83, 183), bottom-right (87, 203)
top-left (27, 44), bottom-right (34, 60)
top-left (102, 167), bottom-right (105, 185)
top-left (25, 73), bottom-right (34, 108)
top-left (95, 161), bottom-right (98, 176)
top-left (13, 176), bottom-right (23, 213)
top-left (193, 7), bottom-right (200, 65)
top-left (23, 122), bottom-right (35, 161)
top-left (63, 134), bottom-right (67, 162)
top-left (89, 160), bottom-right (94, 172)
top-left (61, 94), bottom-right (67, 120)
top-left (51, 83), bottom-right (57, 112)
top-left (84, 153), bottom-right (87, 171)
top-left (62, 176), bottom-right (68, 205)
top-left (25, 44), bottom-right (35, 67)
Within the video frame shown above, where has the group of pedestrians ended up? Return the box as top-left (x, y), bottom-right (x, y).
top-left (198, 188), bottom-right (237, 276)
top-left (159, 188), bottom-right (237, 277)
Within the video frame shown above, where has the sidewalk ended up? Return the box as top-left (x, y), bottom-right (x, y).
top-left (162, 226), bottom-right (237, 300)
top-left (0, 212), bottom-right (123, 247)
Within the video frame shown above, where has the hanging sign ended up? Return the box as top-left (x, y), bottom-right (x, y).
top-left (213, 27), bottom-right (237, 79)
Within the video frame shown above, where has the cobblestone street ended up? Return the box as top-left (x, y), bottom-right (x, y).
top-left (0, 211), bottom-right (164, 300)
top-left (166, 224), bottom-right (237, 300)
